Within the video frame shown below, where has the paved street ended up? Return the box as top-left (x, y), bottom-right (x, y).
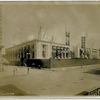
top-left (0, 64), bottom-right (100, 96)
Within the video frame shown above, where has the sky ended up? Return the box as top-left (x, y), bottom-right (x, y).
top-left (1, 1), bottom-right (100, 49)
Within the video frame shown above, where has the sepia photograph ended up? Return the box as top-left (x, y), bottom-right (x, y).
top-left (0, 1), bottom-right (100, 98)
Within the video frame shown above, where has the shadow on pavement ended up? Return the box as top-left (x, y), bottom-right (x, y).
top-left (0, 84), bottom-right (28, 96)
top-left (85, 69), bottom-right (100, 75)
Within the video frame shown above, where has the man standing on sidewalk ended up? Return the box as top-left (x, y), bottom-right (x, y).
top-left (27, 67), bottom-right (30, 74)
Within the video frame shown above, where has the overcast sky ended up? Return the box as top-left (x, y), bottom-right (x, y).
top-left (1, 2), bottom-right (100, 49)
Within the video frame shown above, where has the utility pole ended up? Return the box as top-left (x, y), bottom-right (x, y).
top-left (80, 34), bottom-right (87, 80)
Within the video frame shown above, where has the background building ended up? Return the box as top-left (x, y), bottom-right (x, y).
top-left (72, 35), bottom-right (100, 59)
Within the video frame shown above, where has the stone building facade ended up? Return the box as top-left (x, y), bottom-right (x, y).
top-left (5, 39), bottom-right (71, 66)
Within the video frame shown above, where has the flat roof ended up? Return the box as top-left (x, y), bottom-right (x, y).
top-left (6, 39), bottom-right (69, 50)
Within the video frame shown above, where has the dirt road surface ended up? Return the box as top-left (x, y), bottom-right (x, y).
top-left (0, 64), bottom-right (100, 97)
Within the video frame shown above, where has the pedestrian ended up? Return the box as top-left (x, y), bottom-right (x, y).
top-left (27, 67), bottom-right (29, 74)
top-left (13, 68), bottom-right (17, 76)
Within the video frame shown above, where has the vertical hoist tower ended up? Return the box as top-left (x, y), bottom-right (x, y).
top-left (81, 36), bottom-right (86, 58)
top-left (65, 32), bottom-right (70, 46)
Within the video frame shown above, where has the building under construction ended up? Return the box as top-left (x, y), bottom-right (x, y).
top-left (73, 36), bottom-right (100, 59)
top-left (5, 29), bottom-right (100, 68)
top-left (5, 31), bottom-right (71, 68)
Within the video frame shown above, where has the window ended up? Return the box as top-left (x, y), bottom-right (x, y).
top-left (32, 45), bottom-right (34, 58)
top-left (56, 46), bottom-right (61, 58)
top-left (65, 48), bottom-right (69, 58)
top-left (23, 47), bottom-right (27, 59)
top-left (42, 44), bottom-right (47, 58)
top-left (52, 46), bottom-right (56, 58)
top-left (27, 45), bottom-right (30, 59)
top-left (21, 48), bottom-right (23, 58)
top-left (18, 49), bottom-right (21, 59)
